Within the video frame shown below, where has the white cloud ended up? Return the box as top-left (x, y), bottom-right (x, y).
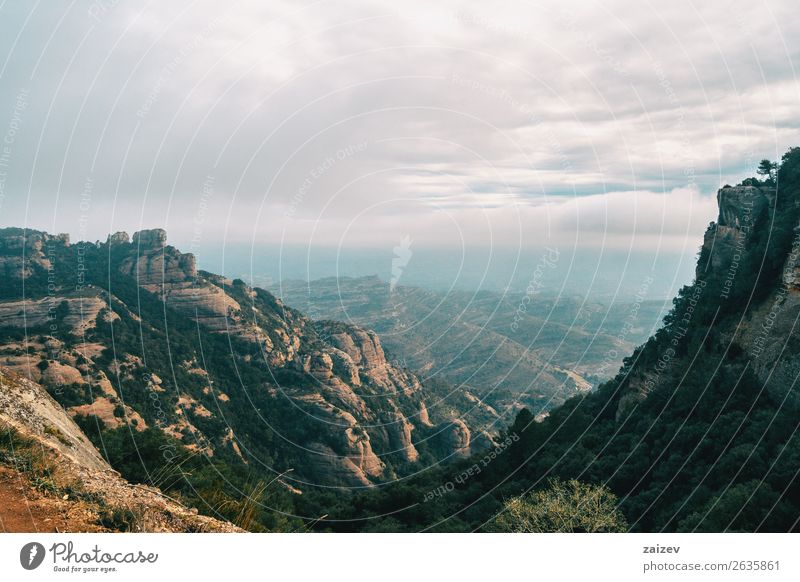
top-left (0, 0), bottom-right (796, 254)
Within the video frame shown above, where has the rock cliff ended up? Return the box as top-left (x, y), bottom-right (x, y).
top-left (615, 178), bottom-right (800, 419)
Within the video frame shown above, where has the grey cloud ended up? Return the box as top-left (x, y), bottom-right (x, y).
top-left (0, 0), bottom-right (796, 253)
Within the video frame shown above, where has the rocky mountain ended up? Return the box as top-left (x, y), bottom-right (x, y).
top-left (271, 276), bottom-right (665, 416)
top-left (0, 227), bottom-right (486, 497)
top-left (309, 148), bottom-right (800, 532)
top-left (6, 150), bottom-right (799, 533)
top-left (615, 183), bottom-right (796, 419)
top-left (0, 367), bottom-right (238, 532)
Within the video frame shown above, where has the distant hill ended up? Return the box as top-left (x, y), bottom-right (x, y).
top-left (271, 276), bottom-right (667, 414)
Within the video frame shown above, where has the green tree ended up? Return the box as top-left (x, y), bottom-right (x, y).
top-left (677, 481), bottom-right (796, 532)
top-left (757, 159), bottom-right (777, 183)
top-left (493, 478), bottom-right (628, 532)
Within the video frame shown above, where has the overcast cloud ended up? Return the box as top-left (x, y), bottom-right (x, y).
top-left (0, 0), bottom-right (797, 256)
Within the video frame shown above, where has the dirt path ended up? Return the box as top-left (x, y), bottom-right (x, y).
top-left (0, 466), bottom-right (88, 532)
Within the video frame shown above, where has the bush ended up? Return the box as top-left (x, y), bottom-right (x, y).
top-left (493, 478), bottom-right (628, 533)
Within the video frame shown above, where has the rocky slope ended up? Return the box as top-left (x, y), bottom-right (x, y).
top-left (0, 367), bottom-right (238, 532)
top-left (615, 183), bottom-right (799, 419)
top-left (0, 228), bottom-right (485, 490)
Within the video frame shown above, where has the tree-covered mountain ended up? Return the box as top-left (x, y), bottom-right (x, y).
top-left (300, 147), bottom-right (800, 532)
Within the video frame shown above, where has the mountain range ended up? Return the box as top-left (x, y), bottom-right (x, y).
top-left (2, 146), bottom-right (800, 532)
top-left (271, 276), bottom-right (667, 417)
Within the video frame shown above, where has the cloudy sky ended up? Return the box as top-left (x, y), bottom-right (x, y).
top-left (0, 0), bottom-right (797, 270)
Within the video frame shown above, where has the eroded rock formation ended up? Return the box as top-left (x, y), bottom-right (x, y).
top-left (0, 227), bottom-right (475, 488)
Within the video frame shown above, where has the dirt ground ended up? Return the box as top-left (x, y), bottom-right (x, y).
top-left (0, 466), bottom-right (102, 532)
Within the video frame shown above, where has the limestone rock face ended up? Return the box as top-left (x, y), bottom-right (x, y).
top-left (0, 368), bottom-right (108, 470)
top-left (328, 348), bottom-right (361, 386)
top-left (119, 246), bottom-right (197, 285)
top-left (308, 352), bottom-right (335, 382)
top-left (320, 323), bottom-right (421, 394)
top-left (107, 231), bottom-right (130, 245)
top-left (295, 393), bottom-right (385, 486)
top-left (698, 186), bottom-right (775, 279)
top-left (305, 444), bottom-right (378, 487)
top-left (0, 228), bottom-right (69, 278)
top-left (0, 290), bottom-right (109, 336)
top-left (716, 185), bottom-right (773, 228)
top-left (325, 328), bottom-right (390, 386)
top-left (386, 408), bottom-right (419, 462)
top-left (162, 283), bottom-right (242, 330)
top-left (120, 230), bottom-right (196, 287)
top-left (132, 228), bottom-right (167, 248)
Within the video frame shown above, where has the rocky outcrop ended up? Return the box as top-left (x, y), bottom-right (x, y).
top-left (442, 419), bottom-right (472, 458)
top-left (119, 233), bottom-right (197, 285)
top-left (386, 408), bottom-right (419, 462)
top-left (617, 183), bottom-right (800, 419)
top-left (107, 231), bottom-right (130, 245)
top-left (131, 228), bottom-right (167, 248)
top-left (0, 367), bottom-right (107, 471)
top-left (318, 322), bottom-right (422, 395)
top-left (717, 185), bottom-right (773, 229)
top-left (0, 228), bottom-right (68, 278)
top-left (295, 393), bottom-right (385, 487)
top-left (0, 289), bottom-right (110, 336)
top-left (698, 185), bottom-right (774, 277)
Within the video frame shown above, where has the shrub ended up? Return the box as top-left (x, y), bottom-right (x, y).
top-left (493, 478), bottom-right (628, 533)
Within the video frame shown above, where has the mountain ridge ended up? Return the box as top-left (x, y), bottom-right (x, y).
top-left (0, 227), bottom-right (492, 501)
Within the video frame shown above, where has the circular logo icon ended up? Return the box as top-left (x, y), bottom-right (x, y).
top-left (20, 542), bottom-right (46, 570)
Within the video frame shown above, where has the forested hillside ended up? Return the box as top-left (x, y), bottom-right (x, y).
top-left (303, 147), bottom-right (800, 532)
